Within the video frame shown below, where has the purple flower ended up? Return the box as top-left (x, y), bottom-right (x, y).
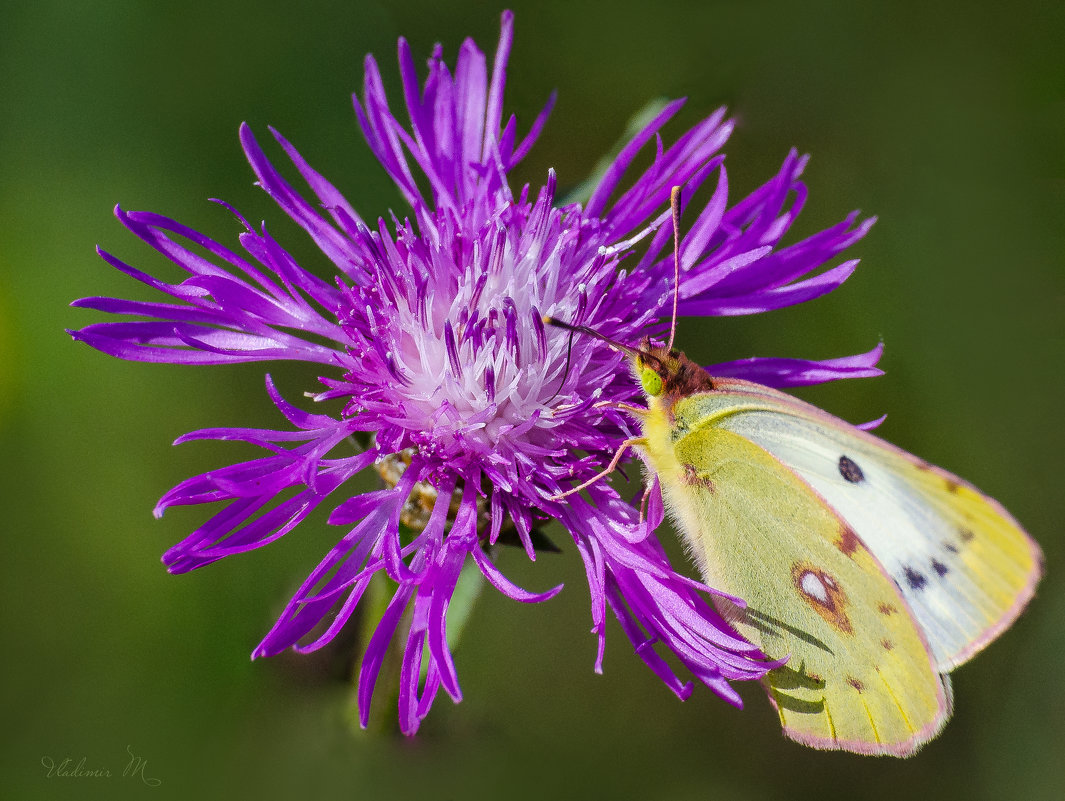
top-left (70, 11), bottom-right (880, 734)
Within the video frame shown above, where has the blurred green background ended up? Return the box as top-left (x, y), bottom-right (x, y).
top-left (2, 0), bottom-right (1062, 799)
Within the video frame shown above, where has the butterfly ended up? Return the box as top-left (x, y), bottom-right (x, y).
top-left (548, 188), bottom-right (1042, 756)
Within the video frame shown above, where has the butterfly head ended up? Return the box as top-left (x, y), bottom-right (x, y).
top-left (629, 186), bottom-right (715, 401)
top-left (633, 338), bottom-right (715, 401)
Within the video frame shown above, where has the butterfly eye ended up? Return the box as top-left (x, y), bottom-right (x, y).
top-left (640, 366), bottom-right (664, 397)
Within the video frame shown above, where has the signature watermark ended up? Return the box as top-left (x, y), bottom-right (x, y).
top-left (41, 745), bottom-right (161, 787)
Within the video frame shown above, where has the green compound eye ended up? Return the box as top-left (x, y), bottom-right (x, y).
top-left (640, 366), bottom-right (663, 397)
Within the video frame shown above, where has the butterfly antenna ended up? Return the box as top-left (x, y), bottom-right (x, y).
top-left (542, 316), bottom-right (641, 359)
top-left (666, 185), bottom-right (682, 353)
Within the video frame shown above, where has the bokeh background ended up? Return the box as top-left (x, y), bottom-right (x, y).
top-left (2, 1), bottom-right (1062, 799)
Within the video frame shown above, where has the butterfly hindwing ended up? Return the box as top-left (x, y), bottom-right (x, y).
top-left (641, 406), bottom-right (951, 755)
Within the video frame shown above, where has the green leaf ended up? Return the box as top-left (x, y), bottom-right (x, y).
top-left (560, 97), bottom-right (673, 207)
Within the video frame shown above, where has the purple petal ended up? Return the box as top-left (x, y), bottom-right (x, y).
top-left (709, 342), bottom-right (884, 388)
top-left (471, 545), bottom-right (563, 603)
top-left (680, 259), bottom-right (860, 316)
top-left (584, 99), bottom-right (685, 218)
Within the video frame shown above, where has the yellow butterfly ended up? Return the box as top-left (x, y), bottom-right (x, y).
top-left (549, 188), bottom-right (1042, 756)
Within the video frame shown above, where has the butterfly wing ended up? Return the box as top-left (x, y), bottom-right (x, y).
top-left (697, 378), bottom-right (1043, 671)
top-left (641, 407), bottom-right (951, 755)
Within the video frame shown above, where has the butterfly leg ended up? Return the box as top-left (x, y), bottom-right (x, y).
top-left (637, 482), bottom-right (650, 524)
top-left (547, 437), bottom-right (644, 500)
top-left (591, 400), bottom-right (648, 416)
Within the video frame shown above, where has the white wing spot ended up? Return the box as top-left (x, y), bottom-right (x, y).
top-left (799, 571), bottom-right (829, 603)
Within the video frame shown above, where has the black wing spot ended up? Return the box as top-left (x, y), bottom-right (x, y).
top-left (838, 455), bottom-right (865, 483)
top-left (903, 566), bottom-right (927, 590)
top-left (931, 559), bottom-right (949, 577)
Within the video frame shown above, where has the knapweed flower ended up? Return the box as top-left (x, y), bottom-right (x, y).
top-left (70, 11), bottom-right (880, 734)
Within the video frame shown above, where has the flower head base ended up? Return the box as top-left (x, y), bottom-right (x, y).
top-left (71, 12), bottom-right (880, 733)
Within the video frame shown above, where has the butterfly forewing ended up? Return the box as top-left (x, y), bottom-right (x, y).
top-left (695, 379), bottom-right (1042, 671)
